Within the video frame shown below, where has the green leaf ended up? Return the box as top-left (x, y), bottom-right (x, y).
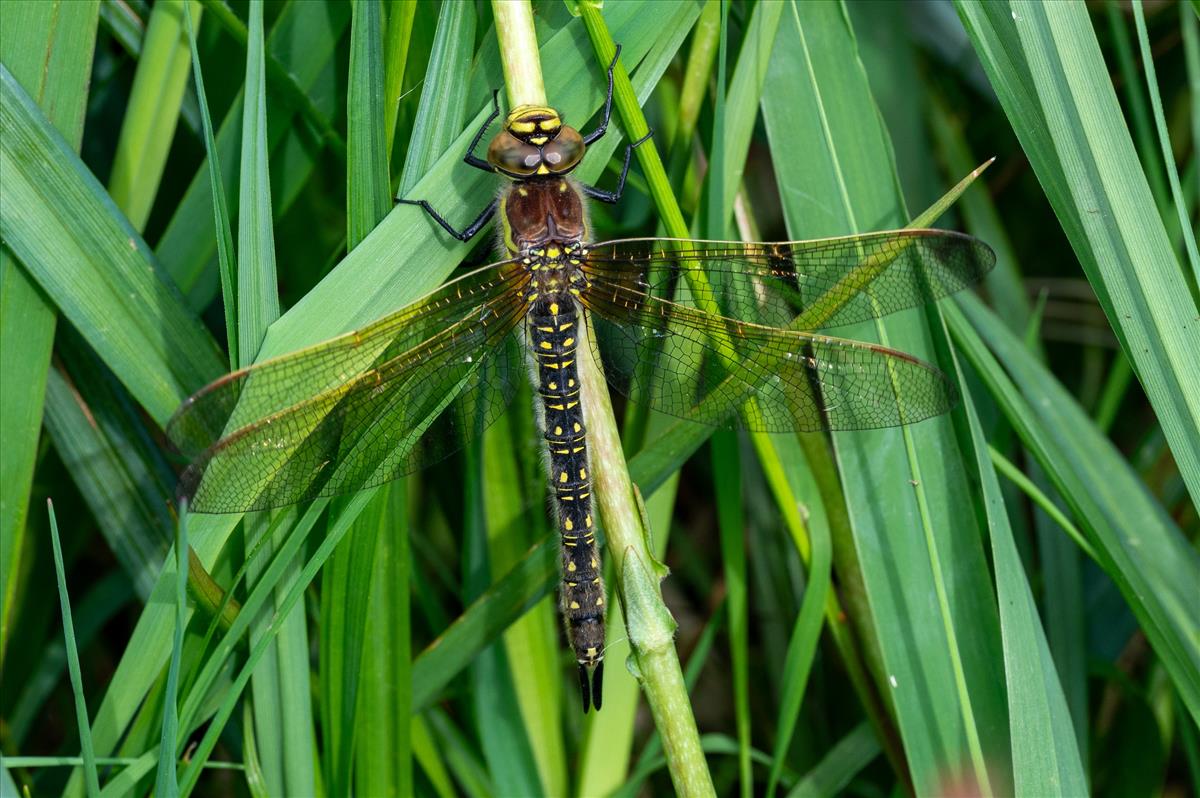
top-left (955, 358), bottom-right (1088, 796)
top-left (182, 0), bottom-right (237, 367)
top-left (0, 0), bottom-right (99, 667)
top-left (47, 500), bottom-right (101, 798)
top-left (956, 0), bottom-right (1200, 510)
top-left (157, 0), bottom-right (351, 303)
top-left (107, 0), bottom-right (202, 232)
top-left (949, 294), bottom-right (1200, 726)
top-left (761, 4), bottom-right (1009, 793)
top-left (0, 66), bottom-right (226, 423)
top-left (153, 503), bottom-right (189, 798)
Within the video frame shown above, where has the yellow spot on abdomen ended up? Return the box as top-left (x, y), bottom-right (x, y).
top-left (564, 517), bottom-right (573, 531)
top-left (570, 601), bottom-right (580, 609)
top-left (559, 471), bottom-right (568, 483)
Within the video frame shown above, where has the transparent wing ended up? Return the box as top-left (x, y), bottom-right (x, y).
top-left (167, 261), bottom-right (530, 513)
top-left (581, 271), bottom-right (958, 433)
top-left (583, 229), bottom-right (994, 331)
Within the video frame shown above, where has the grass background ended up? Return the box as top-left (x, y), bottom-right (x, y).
top-left (1, 0), bottom-right (1197, 796)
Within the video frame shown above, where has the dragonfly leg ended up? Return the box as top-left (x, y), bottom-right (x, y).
top-left (397, 197), bottom-right (498, 242)
top-left (464, 90), bottom-right (502, 173)
top-left (581, 44), bottom-right (621, 146)
top-left (580, 129), bottom-right (653, 205)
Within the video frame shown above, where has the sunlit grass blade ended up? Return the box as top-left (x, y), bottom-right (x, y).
top-left (107, 0), bottom-right (200, 232)
top-left (182, 0), bottom-right (237, 367)
top-left (0, 0), bottom-right (98, 666)
top-left (157, 1), bottom-right (351, 302)
top-left (153, 502), bottom-right (189, 798)
top-left (762, 5), bottom-right (1009, 794)
top-left (0, 66), bottom-right (225, 423)
top-left (47, 500), bottom-right (101, 798)
top-left (955, 364), bottom-right (1088, 796)
top-left (956, 0), bottom-right (1200, 509)
top-left (948, 294), bottom-right (1200, 724)
top-left (1131, 1), bottom-right (1200, 285)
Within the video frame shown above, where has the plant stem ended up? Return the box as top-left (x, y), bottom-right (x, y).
top-left (490, 3), bottom-right (714, 795)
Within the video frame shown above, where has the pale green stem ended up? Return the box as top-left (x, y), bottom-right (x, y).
top-left (490, 3), bottom-right (715, 795)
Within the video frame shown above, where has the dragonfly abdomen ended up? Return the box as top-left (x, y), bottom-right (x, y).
top-left (530, 294), bottom-right (604, 711)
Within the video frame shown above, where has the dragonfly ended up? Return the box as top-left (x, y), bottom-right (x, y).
top-left (167, 47), bottom-right (995, 713)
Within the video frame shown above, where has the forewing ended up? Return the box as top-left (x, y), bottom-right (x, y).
top-left (167, 261), bottom-right (529, 513)
top-left (582, 281), bottom-right (956, 433)
top-left (584, 229), bottom-right (994, 331)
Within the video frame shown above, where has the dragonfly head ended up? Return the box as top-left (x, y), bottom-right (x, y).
top-left (489, 105), bottom-right (585, 178)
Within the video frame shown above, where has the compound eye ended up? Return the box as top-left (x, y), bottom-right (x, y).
top-left (541, 125), bottom-right (584, 173)
top-left (488, 131), bottom-right (541, 176)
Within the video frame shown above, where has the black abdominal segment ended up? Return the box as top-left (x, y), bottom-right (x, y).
top-left (530, 295), bottom-right (605, 711)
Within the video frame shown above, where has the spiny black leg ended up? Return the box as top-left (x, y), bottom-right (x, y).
top-left (578, 664), bottom-right (593, 713)
top-left (591, 661), bottom-right (604, 711)
top-left (581, 44), bottom-right (622, 146)
top-left (464, 89), bottom-right (502, 173)
top-left (397, 197), bottom-right (497, 242)
top-left (581, 129), bottom-right (654, 205)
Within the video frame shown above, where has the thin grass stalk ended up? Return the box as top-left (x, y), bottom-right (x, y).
top-left (47, 500), bottom-right (101, 798)
top-left (492, 3), bottom-right (715, 795)
top-left (154, 501), bottom-right (188, 798)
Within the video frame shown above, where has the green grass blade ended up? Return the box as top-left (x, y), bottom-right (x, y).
top-left (154, 502), bottom-right (189, 798)
top-left (42, 337), bottom-right (175, 599)
top-left (182, 0), bottom-right (238, 368)
top-left (957, 0), bottom-right (1200, 509)
top-left (107, 0), bottom-right (201, 232)
top-left (177, 491), bottom-right (373, 795)
top-left (762, 4), bottom-right (1009, 793)
top-left (47, 500), bottom-right (101, 798)
top-left (949, 294), bottom-right (1200, 725)
top-left (785, 723), bottom-right (880, 798)
top-left (355, 488), bottom-right (412, 797)
top-left (712, 430), bottom-right (751, 798)
top-left (955, 363), bottom-right (1088, 796)
top-left (383, 0), bottom-right (418, 157)
top-left (1131, 1), bottom-right (1200, 285)
top-left (158, 0), bottom-right (351, 302)
top-left (0, 66), bottom-right (226, 423)
top-left (0, 0), bottom-right (98, 667)
top-left (318, 4), bottom-right (397, 796)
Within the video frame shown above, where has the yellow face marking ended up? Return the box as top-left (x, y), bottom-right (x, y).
top-left (539, 341), bottom-right (552, 350)
top-left (529, 135), bottom-right (548, 145)
top-left (559, 471), bottom-right (568, 483)
top-left (549, 302), bottom-right (560, 315)
top-left (511, 120), bottom-right (537, 133)
top-left (536, 164), bottom-right (549, 175)
top-left (573, 422), bottom-right (581, 433)
top-left (539, 119), bottom-right (560, 130)
top-left (568, 561), bottom-right (576, 572)
top-left (570, 601), bottom-right (580, 609)
top-left (564, 517), bottom-right (573, 531)
top-left (562, 337), bottom-right (575, 347)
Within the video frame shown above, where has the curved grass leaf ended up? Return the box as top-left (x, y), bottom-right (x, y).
top-left (956, 0), bottom-right (1200, 511)
top-left (761, 4), bottom-right (1009, 793)
top-left (0, 0), bottom-right (98, 666)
